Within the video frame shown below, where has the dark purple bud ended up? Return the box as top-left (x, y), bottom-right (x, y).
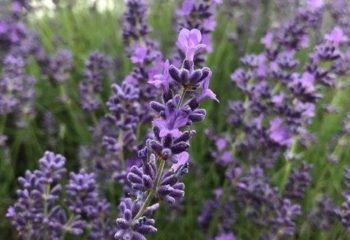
top-left (169, 65), bottom-right (181, 82)
top-left (171, 142), bottom-right (189, 154)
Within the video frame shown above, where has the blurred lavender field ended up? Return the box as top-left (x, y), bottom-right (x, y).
top-left (2, 0), bottom-right (350, 239)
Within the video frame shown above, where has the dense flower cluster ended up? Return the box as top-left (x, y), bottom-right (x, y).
top-left (0, 0), bottom-right (38, 143)
top-left (7, 151), bottom-right (115, 240)
top-left (45, 49), bottom-right (73, 84)
top-left (80, 51), bottom-right (111, 111)
top-left (199, 1), bottom-right (350, 238)
top-left (115, 27), bottom-right (217, 239)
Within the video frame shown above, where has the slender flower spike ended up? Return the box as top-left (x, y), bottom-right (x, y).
top-left (115, 28), bottom-right (216, 239)
top-left (177, 28), bottom-right (206, 61)
top-left (268, 118), bottom-right (293, 147)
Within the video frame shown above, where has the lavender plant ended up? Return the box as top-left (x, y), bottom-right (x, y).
top-left (7, 151), bottom-right (115, 240)
top-left (199, 1), bottom-right (350, 238)
top-left (79, 51), bottom-right (111, 112)
top-left (115, 27), bottom-right (217, 239)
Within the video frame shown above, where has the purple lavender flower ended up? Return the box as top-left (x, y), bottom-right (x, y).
top-left (284, 162), bottom-right (312, 199)
top-left (175, 0), bottom-right (221, 66)
top-left (99, 0), bottom-right (164, 186)
top-left (115, 198), bottom-right (158, 240)
top-left (198, 188), bottom-right (235, 233)
top-left (66, 170), bottom-right (100, 217)
top-left (115, 28), bottom-right (216, 239)
top-left (7, 151), bottom-right (114, 239)
top-left (6, 152), bottom-right (75, 239)
top-left (261, 199), bottom-right (301, 239)
top-left (66, 169), bottom-right (115, 239)
top-left (0, 53), bottom-right (26, 115)
top-left (268, 118), bottom-right (293, 147)
top-left (80, 51), bottom-right (111, 111)
top-left (46, 49), bottom-right (73, 84)
top-left (177, 28), bottom-right (206, 61)
top-left (214, 232), bottom-right (236, 240)
top-left (309, 196), bottom-right (338, 230)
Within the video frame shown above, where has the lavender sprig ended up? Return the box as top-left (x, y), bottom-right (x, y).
top-left (80, 51), bottom-right (111, 112)
top-left (115, 28), bottom-right (217, 239)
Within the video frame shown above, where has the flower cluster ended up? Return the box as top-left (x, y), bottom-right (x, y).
top-left (0, 0), bottom-right (39, 142)
top-left (80, 51), bottom-right (111, 111)
top-left (175, 0), bottom-right (221, 66)
top-left (115, 27), bottom-right (217, 239)
top-left (39, 48), bottom-right (73, 84)
top-left (199, 1), bottom-right (350, 238)
top-left (7, 151), bottom-right (115, 240)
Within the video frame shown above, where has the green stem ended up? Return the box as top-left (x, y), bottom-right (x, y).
top-left (280, 139), bottom-right (298, 191)
top-left (154, 160), bottom-right (166, 189)
top-left (133, 159), bottom-right (165, 220)
top-left (178, 87), bottom-right (187, 108)
top-left (61, 215), bottom-right (75, 240)
top-left (133, 189), bottom-right (155, 220)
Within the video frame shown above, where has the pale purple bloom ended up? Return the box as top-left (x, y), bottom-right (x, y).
top-left (148, 60), bottom-right (170, 92)
top-left (215, 232), bottom-right (236, 240)
top-left (325, 27), bottom-right (348, 45)
top-left (171, 152), bottom-right (189, 172)
top-left (269, 118), bottom-right (293, 146)
top-left (261, 32), bottom-right (273, 49)
top-left (178, 0), bottom-right (194, 16)
top-left (131, 46), bottom-right (147, 64)
top-left (215, 138), bottom-right (227, 151)
top-left (307, 0), bottom-right (324, 12)
top-left (177, 28), bottom-right (206, 61)
top-left (197, 71), bottom-right (219, 103)
top-left (219, 151), bottom-right (233, 166)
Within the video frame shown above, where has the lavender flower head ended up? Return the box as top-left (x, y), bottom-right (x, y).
top-left (80, 51), bottom-right (111, 111)
top-left (115, 27), bottom-right (217, 239)
top-left (45, 49), bottom-right (73, 84)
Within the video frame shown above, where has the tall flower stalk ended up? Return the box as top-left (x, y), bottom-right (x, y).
top-left (115, 27), bottom-right (218, 239)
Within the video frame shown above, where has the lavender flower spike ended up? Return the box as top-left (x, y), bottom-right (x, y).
top-left (115, 28), bottom-right (217, 239)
